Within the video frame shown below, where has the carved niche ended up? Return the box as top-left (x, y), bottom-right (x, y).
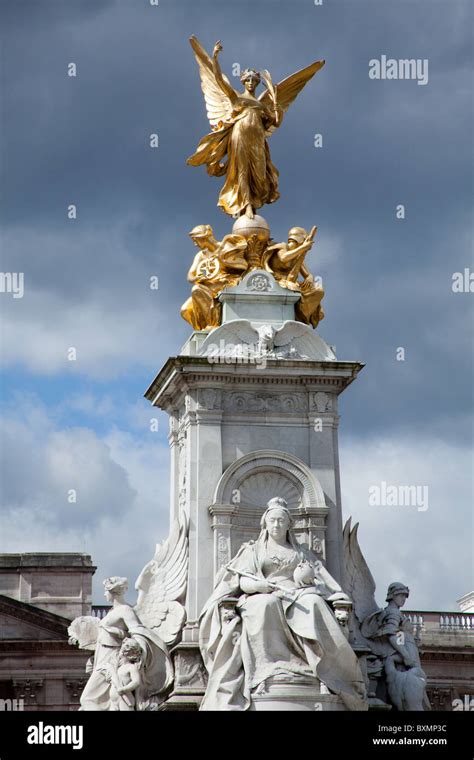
top-left (209, 450), bottom-right (328, 577)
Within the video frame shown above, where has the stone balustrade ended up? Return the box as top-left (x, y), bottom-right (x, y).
top-left (91, 606), bottom-right (473, 633)
top-left (406, 610), bottom-right (474, 633)
top-left (91, 605), bottom-right (111, 619)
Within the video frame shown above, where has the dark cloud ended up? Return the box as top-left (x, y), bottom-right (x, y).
top-left (1, 0), bottom-right (471, 430)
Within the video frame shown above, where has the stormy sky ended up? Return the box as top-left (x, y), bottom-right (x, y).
top-left (0, 0), bottom-right (472, 610)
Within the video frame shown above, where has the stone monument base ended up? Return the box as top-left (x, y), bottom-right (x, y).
top-left (249, 675), bottom-right (349, 711)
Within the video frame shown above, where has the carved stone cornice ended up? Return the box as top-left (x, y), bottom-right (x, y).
top-left (0, 640), bottom-right (84, 652)
top-left (0, 594), bottom-right (70, 637)
top-left (144, 356), bottom-right (364, 411)
top-left (420, 649), bottom-right (474, 662)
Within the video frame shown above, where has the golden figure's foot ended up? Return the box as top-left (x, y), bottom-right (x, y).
top-left (245, 204), bottom-right (255, 219)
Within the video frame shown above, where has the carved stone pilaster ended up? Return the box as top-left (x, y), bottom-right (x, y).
top-left (216, 531), bottom-right (231, 573)
top-left (174, 648), bottom-right (208, 693)
top-left (160, 643), bottom-right (207, 710)
top-left (209, 505), bottom-right (237, 576)
top-left (168, 412), bottom-right (179, 445)
top-left (312, 535), bottom-right (325, 556)
top-left (178, 429), bottom-right (187, 510)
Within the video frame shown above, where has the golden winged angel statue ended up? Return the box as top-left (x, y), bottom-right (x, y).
top-left (187, 36), bottom-right (325, 218)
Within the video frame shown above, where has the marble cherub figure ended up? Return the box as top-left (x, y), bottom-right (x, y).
top-left (108, 638), bottom-right (143, 711)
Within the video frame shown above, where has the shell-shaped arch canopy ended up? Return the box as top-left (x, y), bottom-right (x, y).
top-left (213, 450), bottom-right (327, 512)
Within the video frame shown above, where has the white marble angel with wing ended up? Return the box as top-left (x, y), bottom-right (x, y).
top-left (343, 518), bottom-right (430, 711)
top-left (187, 36), bottom-right (325, 218)
top-left (68, 514), bottom-right (188, 711)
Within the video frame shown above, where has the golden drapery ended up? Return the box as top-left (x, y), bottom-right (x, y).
top-left (187, 97), bottom-right (280, 217)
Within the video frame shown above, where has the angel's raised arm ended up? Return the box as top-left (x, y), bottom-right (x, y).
top-left (210, 40), bottom-right (237, 103)
top-left (189, 36), bottom-right (237, 131)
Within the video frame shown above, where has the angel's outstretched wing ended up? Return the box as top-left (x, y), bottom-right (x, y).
top-left (260, 59), bottom-right (325, 135)
top-left (342, 518), bottom-right (379, 624)
top-left (135, 513), bottom-right (189, 647)
top-left (189, 36), bottom-right (236, 130)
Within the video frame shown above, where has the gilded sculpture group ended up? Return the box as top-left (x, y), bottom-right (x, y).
top-left (181, 36), bottom-right (326, 332)
top-left (180, 223), bottom-right (325, 331)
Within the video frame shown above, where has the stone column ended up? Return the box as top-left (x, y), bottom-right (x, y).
top-left (168, 412), bottom-right (180, 524)
top-left (184, 388), bottom-right (224, 621)
top-left (308, 390), bottom-right (344, 581)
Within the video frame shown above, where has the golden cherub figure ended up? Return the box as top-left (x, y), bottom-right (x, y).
top-left (187, 37), bottom-right (325, 219)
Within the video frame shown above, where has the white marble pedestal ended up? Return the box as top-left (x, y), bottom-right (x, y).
top-left (250, 676), bottom-right (348, 711)
top-left (145, 268), bottom-right (366, 710)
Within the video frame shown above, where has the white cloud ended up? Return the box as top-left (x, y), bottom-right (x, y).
top-left (0, 221), bottom-right (188, 379)
top-left (0, 396), bottom-right (171, 601)
top-left (0, 290), bottom-right (161, 379)
top-left (305, 231), bottom-right (342, 271)
top-left (340, 431), bottom-right (473, 611)
top-left (66, 392), bottom-right (167, 434)
top-left (2, 394), bottom-right (471, 610)
top-left (1, 401), bottom-right (133, 526)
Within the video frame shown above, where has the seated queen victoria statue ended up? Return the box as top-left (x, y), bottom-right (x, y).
top-left (199, 499), bottom-right (368, 710)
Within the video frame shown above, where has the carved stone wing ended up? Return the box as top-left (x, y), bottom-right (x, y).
top-left (259, 59), bottom-right (325, 135)
top-left (342, 518), bottom-right (379, 624)
top-left (273, 321), bottom-right (335, 361)
top-left (273, 321), bottom-right (313, 357)
top-left (200, 320), bottom-right (260, 358)
top-left (134, 513), bottom-right (189, 647)
top-left (189, 35), bottom-right (236, 130)
top-left (228, 320), bottom-right (261, 345)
